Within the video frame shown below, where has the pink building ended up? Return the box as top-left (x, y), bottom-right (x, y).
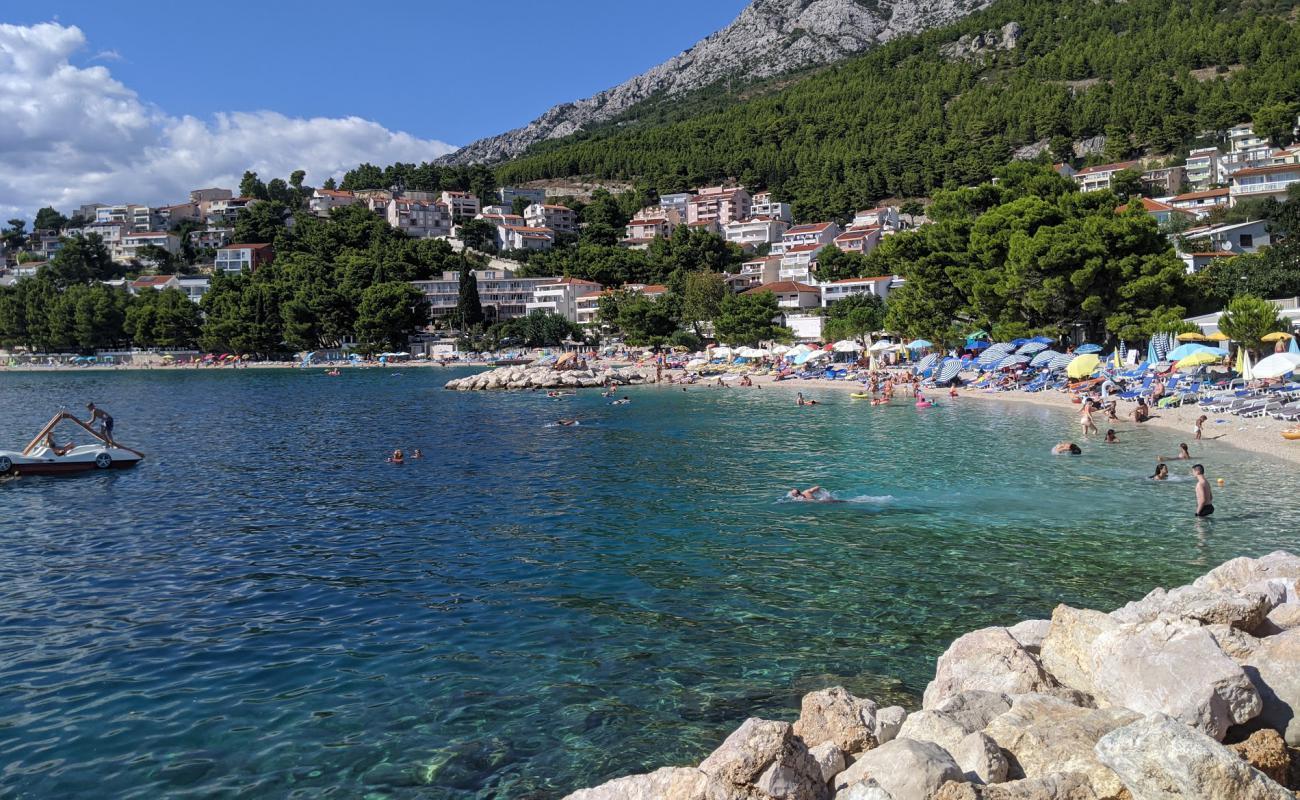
top-left (686, 187), bottom-right (752, 226)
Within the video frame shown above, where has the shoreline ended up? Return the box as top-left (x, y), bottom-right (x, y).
top-left (738, 371), bottom-right (1300, 467)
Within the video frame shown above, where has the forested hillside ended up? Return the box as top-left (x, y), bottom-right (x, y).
top-left (496, 0), bottom-right (1300, 220)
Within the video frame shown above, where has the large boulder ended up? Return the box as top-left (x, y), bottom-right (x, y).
top-left (1006, 620), bottom-right (1050, 654)
top-left (699, 718), bottom-right (828, 800)
top-left (1194, 552), bottom-right (1300, 604)
top-left (983, 693), bottom-right (1138, 799)
top-left (1039, 606), bottom-right (1118, 698)
top-left (899, 693), bottom-right (1013, 754)
top-left (807, 743), bottom-right (847, 785)
top-left (932, 773), bottom-right (1100, 799)
top-left (1255, 602), bottom-right (1300, 636)
top-left (794, 687), bottom-right (879, 753)
top-left (1095, 713), bottom-right (1294, 800)
top-left (952, 732), bottom-right (1008, 785)
top-left (923, 628), bottom-right (1057, 709)
top-left (1088, 617), bottom-right (1261, 740)
top-left (897, 711), bottom-right (970, 755)
top-left (1109, 585), bottom-right (1274, 631)
top-left (1237, 627), bottom-right (1300, 746)
top-left (1228, 729), bottom-right (1291, 786)
top-left (833, 739), bottom-right (964, 800)
top-left (563, 766), bottom-right (741, 800)
top-left (874, 707), bottom-right (906, 746)
top-left (835, 779), bottom-right (894, 799)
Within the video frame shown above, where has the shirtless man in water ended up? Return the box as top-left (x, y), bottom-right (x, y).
top-left (787, 486), bottom-right (834, 502)
top-left (1193, 464), bottom-right (1214, 517)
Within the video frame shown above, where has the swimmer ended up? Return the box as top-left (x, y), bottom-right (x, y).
top-left (611, 396), bottom-right (631, 405)
top-left (786, 486), bottom-right (837, 502)
top-left (1150, 463), bottom-right (1169, 480)
top-left (1104, 429), bottom-right (1118, 443)
top-left (556, 419), bottom-right (579, 427)
top-left (1158, 443), bottom-right (1192, 462)
top-left (1052, 441), bottom-right (1082, 455)
top-left (411, 448), bottom-right (423, 459)
top-left (387, 449), bottom-right (404, 464)
top-left (949, 387), bottom-right (959, 399)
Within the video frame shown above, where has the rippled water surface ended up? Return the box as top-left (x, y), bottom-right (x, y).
top-left (2, 367), bottom-right (1298, 798)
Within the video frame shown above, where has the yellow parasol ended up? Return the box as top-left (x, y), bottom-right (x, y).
top-left (1177, 351), bottom-right (1220, 368)
top-left (1261, 331), bottom-right (1294, 342)
top-left (1066, 354), bottom-right (1101, 379)
top-left (1205, 331), bottom-right (1230, 342)
top-left (1176, 331), bottom-right (1207, 342)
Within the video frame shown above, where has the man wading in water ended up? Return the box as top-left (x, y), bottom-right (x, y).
top-left (1193, 464), bottom-right (1214, 517)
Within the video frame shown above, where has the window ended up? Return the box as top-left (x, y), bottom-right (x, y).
top-left (1239, 234), bottom-right (1253, 248)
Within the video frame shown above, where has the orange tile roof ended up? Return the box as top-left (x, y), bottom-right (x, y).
top-left (1075, 160), bottom-right (1140, 176)
top-left (1232, 163), bottom-right (1300, 178)
top-left (743, 281), bottom-right (819, 294)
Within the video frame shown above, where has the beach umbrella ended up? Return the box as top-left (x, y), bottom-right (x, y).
top-left (869, 340), bottom-right (897, 352)
top-left (1262, 331), bottom-right (1294, 343)
top-left (977, 344), bottom-right (1014, 365)
top-left (967, 329), bottom-right (990, 340)
top-left (710, 346), bottom-right (733, 360)
top-left (1252, 352), bottom-right (1300, 379)
top-left (935, 358), bottom-right (964, 383)
top-left (1166, 343), bottom-right (1214, 361)
top-left (1066, 354), bottom-right (1101, 378)
top-left (1000, 354), bottom-right (1031, 369)
top-left (1291, 337), bottom-right (1300, 355)
top-left (1075, 344), bottom-right (1103, 355)
top-left (907, 339), bottom-right (933, 350)
top-left (1016, 341), bottom-right (1049, 355)
top-left (1177, 331), bottom-right (1208, 342)
top-left (735, 346), bottom-right (767, 359)
top-left (1009, 338), bottom-right (1030, 347)
top-left (803, 350), bottom-right (831, 363)
top-left (832, 340), bottom-right (862, 352)
top-left (1206, 331), bottom-right (1230, 342)
top-left (913, 353), bottom-right (939, 373)
top-left (1029, 336), bottom-right (1054, 345)
top-left (770, 344), bottom-right (792, 356)
top-left (979, 356), bottom-right (1005, 372)
top-left (1239, 348), bottom-right (1255, 381)
top-left (1177, 351), bottom-right (1220, 368)
top-left (967, 340), bottom-right (991, 351)
top-left (1030, 349), bottom-right (1062, 367)
top-left (686, 358), bottom-right (707, 369)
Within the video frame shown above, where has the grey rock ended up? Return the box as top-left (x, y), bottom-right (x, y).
top-left (1039, 605), bottom-right (1118, 698)
top-left (935, 691), bottom-right (1013, 731)
top-left (897, 711), bottom-right (970, 754)
top-left (794, 687), bottom-right (879, 753)
top-left (1205, 624), bottom-right (1262, 662)
top-left (833, 739), bottom-right (964, 800)
top-left (1088, 617), bottom-right (1261, 740)
top-left (874, 706), bottom-right (906, 746)
top-left (939, 21), bottom-right (1022, 60)
top-left (1194, 551), bottom-right (1300, 604)
top-left (808, 742), bottom-right (847, 784)
top-left (1006, 621), bottom-right (1050, 654)
top-left (1254, 602), bottom-right (1300, 637)
top-left (933, 772), bottom-right (1101, 799)
top-left (1109, 585), bottom-right (1274, 631)
top-left (983, 693), bottom-right (1138, 798)
top-left (952, 731), bottom-right (1008, 785)
top-left (698, 717), bottom-right (828, 799)
top-left (835, 778), bottom-right (895, 800)
top-left (562, 766), bottom-right (741, 800)
top-left (1073, 136), bottom-right (1107, 159)
top-left (1237, 627), bottom-right (1300, 746)
top-left (923, 628), bottom-right (1058, 709)
top-left (441, 0), bottom-right (996, 165)
top-left (1094, 713), bottom-right (1293, 800)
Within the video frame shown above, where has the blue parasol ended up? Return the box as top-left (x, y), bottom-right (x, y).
top-left (1047, 352), bottom-right (1077, 371)
top-left (1016, 341), bottom-right (1049, 355)
top-left (1075, 344), bottom-right (1103, 354)
top-left (913, 353), bottom-right (939, 373)
top-left (935, 358), bottom-right (964, 383)
top-left (1030, 349), bottom-right (1062, 367)
top-left (1000, 354), bottom-right (1031, 369)
top-left (907, 339), bottom-right (934, 350)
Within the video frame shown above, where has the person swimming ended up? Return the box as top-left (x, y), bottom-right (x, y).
top-left (611, 396), bottom-right (631, 405)
top-left (1150, 463), bottom-right (1169, 480)
top-left (411, 448), bottom-right (423, 459)
top-left (1052, 441), bottom-right (1082, 455)
top-left (387, 449), bottom-right (404, 463)
top-left (556, 419), bottom-right (579, 427)
top-left (1104, 429), bottom-right (1118, 443)
top-left (1158, 443), bottom-right (1192, 462)
top-left (786, 486), bottom-right (837, 502)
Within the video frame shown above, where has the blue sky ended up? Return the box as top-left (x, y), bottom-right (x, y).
top-left (10, 1), bottom-right (749, 145)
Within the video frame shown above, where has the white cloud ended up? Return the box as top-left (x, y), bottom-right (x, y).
top-left (90, 48), bottom-right (122, 62)
top-left (0, 22), bottom-right (457, 220)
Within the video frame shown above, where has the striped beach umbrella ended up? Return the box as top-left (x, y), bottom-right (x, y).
top-left (935, 358), bottom-right (964, 383)
top-left (1000, 354), bottom-right (1031, 369)
top-left (1047, 352), bottom-right (1076, 371)
top-left (1016, 341), bottom-right (1049, 355)
top-left (1031, 349), bottom-right (1062, 367)
top-left (913, 353), bottom-right (939, 374)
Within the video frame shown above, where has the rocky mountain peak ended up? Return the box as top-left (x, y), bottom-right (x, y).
top-left (438, 0), bottom-right (994, 166)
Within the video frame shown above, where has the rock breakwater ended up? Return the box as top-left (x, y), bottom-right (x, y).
top-left (444, 365), bottom-right (651, 391)
top-left (564, 551), bottom-right (1300, 799)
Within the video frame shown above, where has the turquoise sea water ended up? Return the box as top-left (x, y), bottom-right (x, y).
top-left (1, 367), bottom-right (1298, 799)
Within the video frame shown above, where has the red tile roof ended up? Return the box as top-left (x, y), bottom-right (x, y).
top-left (1232, 163), bottom-right (1300, 178)
top-left (784, 243), bottom-right (825, 253)
top-left (219, 242), bottom-right (273, 251)
top-left (130, 275), bottom-right (177, 287)
top-left (1075, 160), bottom-right (1141, 176)
top-left (1171, 188), bottom-right (1230, 202)
top-left (743, 281), bottom-right (819, 294)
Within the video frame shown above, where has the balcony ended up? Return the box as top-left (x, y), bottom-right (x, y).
top-left (1231, 178), bottom-right (1300, 196)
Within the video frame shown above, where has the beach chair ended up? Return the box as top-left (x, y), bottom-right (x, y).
top-left (1118, 377), bottom-right (1152, 400)
top-left (1269, 401), bottom-right (1300, 421)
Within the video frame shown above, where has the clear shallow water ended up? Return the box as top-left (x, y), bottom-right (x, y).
top-left (1, 368), bottom-right (1298, 799)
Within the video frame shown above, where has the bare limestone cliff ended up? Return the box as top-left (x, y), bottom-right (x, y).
top-left (438, 0), bottom-right (993, 165)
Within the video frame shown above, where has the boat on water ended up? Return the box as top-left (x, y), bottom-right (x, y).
top-left (0, 412), bottom-right (144, 476)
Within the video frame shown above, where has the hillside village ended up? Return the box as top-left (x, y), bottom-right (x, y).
top-left (2, 116), bottom-right (1299, 353)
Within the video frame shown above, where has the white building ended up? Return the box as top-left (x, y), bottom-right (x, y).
top-left (441, 191), bottom-right (481, 220)
top-left (1166, 187), bottom-right (1230, 217)
top-left (576, 292), bottom-right (603, 327)
top-left (1184, 147), bottom-right (1224, 189)
top-left (1073, 161), bottom-right (1141, 193)
top-left (412, 269), bottom-right (558, 321)
top-left (751, 191), bottom-right (793, 223)
top-left (1177, 219), bottom-right (1272, 273)
top-left (310, 188), bottom-right (358, 216)
top-left (658, 193), bottom-right (693, 218)
top-left (851, 207), bottom-right (901, 231)
top-left (821, 276), bottom-right (893, 307)
top-left (726, 256), bottom-right (782, 293)
top-left (497, 225), bottom-right (555, 252)
top-left (214, 243), bottom-right (274, 273)
top-left (526, 277), bottom-right (603, 322)
top-left (773, 222), bottom-right (841, 256)
top-left (723, 217), bottom-right (789, 250)
top-left (498, 186), bottom-right (547, 207)
top-left (118, 232), bottom-right (180, 264)
top-left (832, 226), bottom-right (883, 256)
top-left (743, 281), bottom-right (822, 311)
top-left (686, 186), bottom-right (752, 226)
top-left (1229, 163), bottom-right (1300, 205)
top-left (387, 199), bottom-right (452, 238)
top-left (524, 204), bottom-right (578, 235)
top-left (1221, 124), bottom-right (1273, 176)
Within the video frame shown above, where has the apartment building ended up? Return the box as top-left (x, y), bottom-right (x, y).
top-left (1221, 124), bottom-right (1273, 175)
top-left (387, 198), bottom-right (452, 238)
top-left (1073, 161), bottom-right (1141, 193)
top-left (525, 277), bottom-right (603, 322)
top-left (1184, 148), bottom-right (1224, 189)
top-left (214, 243), bottom-right (275, 273)
top-left (821, 276), bottom-right (894, 307)
top-left (742, 281), bottom-right (821, 310)
top-left (413, 269), bottom-right (557, 321)
top-left (725, 256), bottom-right (782, 293)
top-left (1229, 163), bottom-right (1300, 204)
top-left (851, 207), bottom-right (901, 231)
top-left (440, 191), bottom-right (481, 220)
top-left (833, 226), bottom-right (883, 256)
top-left (524, 204), bottom-right (578, 235)
top-left (1141, 166), bottom-right (1185, 196)
top-left (118, 232), bottom-right (180, 264)
top-left (497, 225), bottom-right (555, 252)
top-left (773, 221), bottom-right (841, 256)
top-left (310, 188), bottom-right (358, 216)
top-left (658, 193), bottom-right (693, 218)
top-left (205, 197), bottom-right (254, 224)
top-left (189, 227), bottom-right (233, 250)
top-left (498, 186), bottom-right (547, 207)
top-left (1166, 188), bottom-right (1230, 217)
top-left (685, 186), bottom-right (752, 226)
top-left (750, 191), bottom-right (793, 223)
top-left (723, 217), bottom-right (789, 250)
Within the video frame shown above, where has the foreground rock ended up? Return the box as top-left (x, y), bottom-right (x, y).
top-left (833, 738), bottom-right (963, 800)
top-left (1229, 729), bottom-right (1292, 785)
top-left (1095, 713), bottom-right (1294, 799)
top-left (1193, 551), bottom-right (1300, 604)
top-left (444, 365), bottom-right (650, 391)
top-left (933, 773), bottom-right (1101, 800)
top-left (1237, 627), bottom-right (1300, 745)
top-left (699, 718), bottom-right (828, 800)
top-left (983, 694), bottom-right (1137, 798)
top-left (793, 687), bottom-right (878, 753)
top-left (923, 628), bottom-right (1057, 709)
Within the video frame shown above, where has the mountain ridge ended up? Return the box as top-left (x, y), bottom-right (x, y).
top-left (436, 0), bottom-right (994, 166)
